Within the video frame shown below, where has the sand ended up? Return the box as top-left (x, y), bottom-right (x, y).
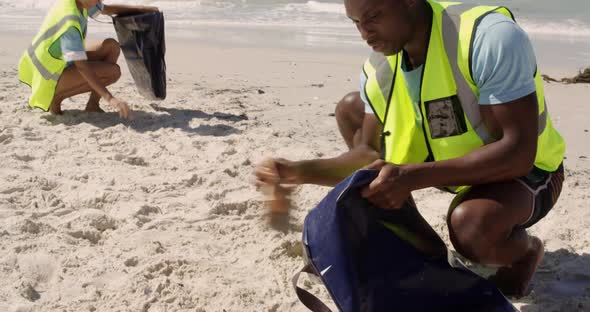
top-left (0, 32), bottom-right (589, 312)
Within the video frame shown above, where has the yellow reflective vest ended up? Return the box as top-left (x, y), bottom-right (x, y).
top-left (362, 0), bottom-right (565, 192)
top-left (18, 0), bottom-right (87, 111)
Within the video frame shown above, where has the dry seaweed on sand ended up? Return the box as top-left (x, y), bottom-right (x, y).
top-left (542, 67), bottom-right (590, 84)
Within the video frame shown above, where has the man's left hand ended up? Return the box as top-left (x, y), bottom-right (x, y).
top-left (361, 160), bottom-right (412, 210)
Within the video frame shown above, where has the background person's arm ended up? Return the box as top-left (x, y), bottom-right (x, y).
top-left (73, 60), bottom-right (130, 119)
top-left (100, 4), bottom-right (159, 16)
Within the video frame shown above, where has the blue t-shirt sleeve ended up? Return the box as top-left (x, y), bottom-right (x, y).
top-left (60, 27), bottom-right (87, 62)
top-left (471, 13), bottom-right (537, 105)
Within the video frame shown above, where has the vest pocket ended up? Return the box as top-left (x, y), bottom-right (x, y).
top-left (424, 95), bottom-right (468, 139)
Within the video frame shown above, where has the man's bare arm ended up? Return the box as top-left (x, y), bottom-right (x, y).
top-left (280, 113), bottom-right (382, 186)
top-left (401, 92), bottom-right (539, 190)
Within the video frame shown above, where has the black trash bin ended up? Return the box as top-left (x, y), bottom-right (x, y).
top-left (112, 11), bottom-right (166, 100)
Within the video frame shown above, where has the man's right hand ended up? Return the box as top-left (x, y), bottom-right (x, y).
top-left (108, 97), bottom-right (131, 119)
top-left (255, 158), bottom-right (302, 190)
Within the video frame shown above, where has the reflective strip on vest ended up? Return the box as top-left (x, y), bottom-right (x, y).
top-left (363, 53), bottom-right (398, 122)
top-left (28, 14), bottom-right (80, 81)
top-left (441, 4), bottom-right (547, 138)
top-left (27, 47), bottom-right (60, 81)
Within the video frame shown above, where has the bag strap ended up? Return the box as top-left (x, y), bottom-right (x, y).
top-left (292, 264), bottom-right (334, 312)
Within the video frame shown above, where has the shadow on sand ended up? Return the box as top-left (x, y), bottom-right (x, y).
top-left (519, 249), bottom-right (590, 311)
top-left (452, 248), bottom-right (590, 311)
top-left (41, 105), bottom-right (248, 137)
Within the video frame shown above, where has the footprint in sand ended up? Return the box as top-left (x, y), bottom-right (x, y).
top-left (17, 253), bottom-right (58, 301)
top-left (40, 193), bottom-right (65, 209)
top-left (124, 156), bottom-right (148, 166)
top-left (89, 214), bottom-right (118, 232)
top-left (182, 174), bottom-right (204, 187)
top-left (221, 147), bottom-right (237, 156)
top-left (135, 205), bottom-right (162, 227)
top-left (19, 283), bottom-right (41, 302)
top-left (191, 140), bottom-right (207, 150)
top-left (80, 192), bottom-right (118, 210)
top-left (136, 205), bottom-right (162, 216)
top-left (209, 200), bottom-right (255, 216)
top-left (22, 128), bottom-right (43, 142)
top-left (68, 230), bottom-right (102, 244)
top-left (124, 256), bottom-right (139, 267)
top-left (223, 168), bottom-right (238, 178)
top-left (0, 186), bottom-right (25, 195)
top-left (270, 240), bottom-right (304, 260)
top-left (0, 133), bottom-right (13, 145)
top-left (13, 154), bottom-right (35, 162)
top-left (144, 260), bottom-right (188, 280)
top-left (29, 192), bottom-right (65, 211)
top-left (20, 220), bottom-right (42, 235)
top-left (113, 153), bottom-right (149, 167)
top-left (36, 177), bottom-right (58, 191)
top-left (63, 210), bottom-right (118, 244)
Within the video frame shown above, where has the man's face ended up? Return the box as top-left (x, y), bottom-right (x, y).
top-left (345, 0), bottom-right (415, 55)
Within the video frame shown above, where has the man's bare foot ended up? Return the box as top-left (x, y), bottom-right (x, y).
top-left (49, 101), bottom-right (63, 115)
top-left (85, 103), bottom-right (105, 113)
top-left (489, 236), bottom-right (544, 298)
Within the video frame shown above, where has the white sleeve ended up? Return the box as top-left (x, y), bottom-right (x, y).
top-left (359, 73), bottom-right (373, 114)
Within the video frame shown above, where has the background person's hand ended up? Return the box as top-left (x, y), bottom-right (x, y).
top-left (140, 6), bottom-right (159, 13)
top-left (109, 97), bottom-right (131, 119)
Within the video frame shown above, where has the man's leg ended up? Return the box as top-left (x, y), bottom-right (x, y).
top-left (447, 180), bottom-right (543, 297)
top-left (84, 38), bottom-right (121, 112)
top-left (49, 62), bottom-right (121, 114)
top-left (334, 91), bottom-right (365, 150)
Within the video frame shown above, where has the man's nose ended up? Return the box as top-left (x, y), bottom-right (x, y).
top-left (357, 24), bottom-right (373, 41)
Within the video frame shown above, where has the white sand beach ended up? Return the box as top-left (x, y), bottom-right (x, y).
top-left (0, 21), bottom-right (589, 312)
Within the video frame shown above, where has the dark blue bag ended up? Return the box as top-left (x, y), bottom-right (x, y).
top-left (293, 170), bottom-right (517, 312)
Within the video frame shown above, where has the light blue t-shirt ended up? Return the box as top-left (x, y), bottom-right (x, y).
top-left (48, 4), bottom-right (103, 63)
top-left (361, 13), bottom-right (538, 111)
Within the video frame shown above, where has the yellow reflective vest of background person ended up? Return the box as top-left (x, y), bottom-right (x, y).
top-left (18, 0), bottom-right (87, 111)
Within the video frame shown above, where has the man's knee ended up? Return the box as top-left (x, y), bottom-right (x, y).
top-left (113, 64), bottom-right (121, 81)
top-left (335, 91), bottom-right (363, 121)
top-left (448, 204), bottom-right (497, 262)
top-left (106, 64), bottom-right (121, 84)
top-left (103, 38), bottom-right (121, 61)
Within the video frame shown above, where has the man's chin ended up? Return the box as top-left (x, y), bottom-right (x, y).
top-left (367, 42), bottom-right (400, 56)
top-left (381, 46), bottom-right (401, 56)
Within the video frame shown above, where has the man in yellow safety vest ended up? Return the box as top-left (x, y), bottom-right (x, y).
top-left (256, 0), bottom-right (566, 297)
